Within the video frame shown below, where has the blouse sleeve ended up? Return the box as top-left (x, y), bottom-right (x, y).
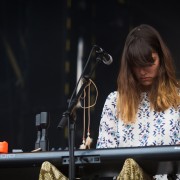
top-left (96, 91), bottom-right (119, 148)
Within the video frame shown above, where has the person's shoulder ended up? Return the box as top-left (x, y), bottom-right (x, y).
top-left (106, 91), bottom-right (118, 100)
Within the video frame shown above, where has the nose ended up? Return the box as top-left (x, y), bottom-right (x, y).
top-left (138, 67), bottom-right (147, 76)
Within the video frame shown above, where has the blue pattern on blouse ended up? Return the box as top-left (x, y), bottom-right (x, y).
top-left (96, 91), bottom-right (180, 179)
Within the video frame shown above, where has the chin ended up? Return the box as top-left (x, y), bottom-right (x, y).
top-left (142, 83), bottom-right (152, 86)
top-left (140, 80), bottom-right (153, 86)
top-left (140, 82), bottom-right (153, 89)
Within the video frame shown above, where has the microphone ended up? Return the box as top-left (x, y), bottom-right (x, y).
top-left (94, 45), bottom-right (113, 65)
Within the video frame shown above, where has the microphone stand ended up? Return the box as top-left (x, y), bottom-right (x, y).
top-left (57, 46), bottom-right (104, 180)
top-left (59, 77), bottom-right (91, 180)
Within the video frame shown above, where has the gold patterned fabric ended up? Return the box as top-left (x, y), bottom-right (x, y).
top-left (39, 159), bottom-right (153, 180)
top-left (117, 158), bottom-right (153, 180)
top-left (39, 161), bottom-right (68, 180)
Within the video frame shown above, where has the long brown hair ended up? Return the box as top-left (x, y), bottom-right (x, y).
top-left (117, 24), bottom-right (180, 123)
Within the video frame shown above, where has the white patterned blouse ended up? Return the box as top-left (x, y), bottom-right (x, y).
top-left (96, 91), bottom-right (180, 180)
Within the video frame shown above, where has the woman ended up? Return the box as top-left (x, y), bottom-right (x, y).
top-left (96, 24), bottom-right (180, 179)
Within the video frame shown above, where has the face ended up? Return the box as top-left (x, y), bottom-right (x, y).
top-left (132, 52), bottom-right (160, 90)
